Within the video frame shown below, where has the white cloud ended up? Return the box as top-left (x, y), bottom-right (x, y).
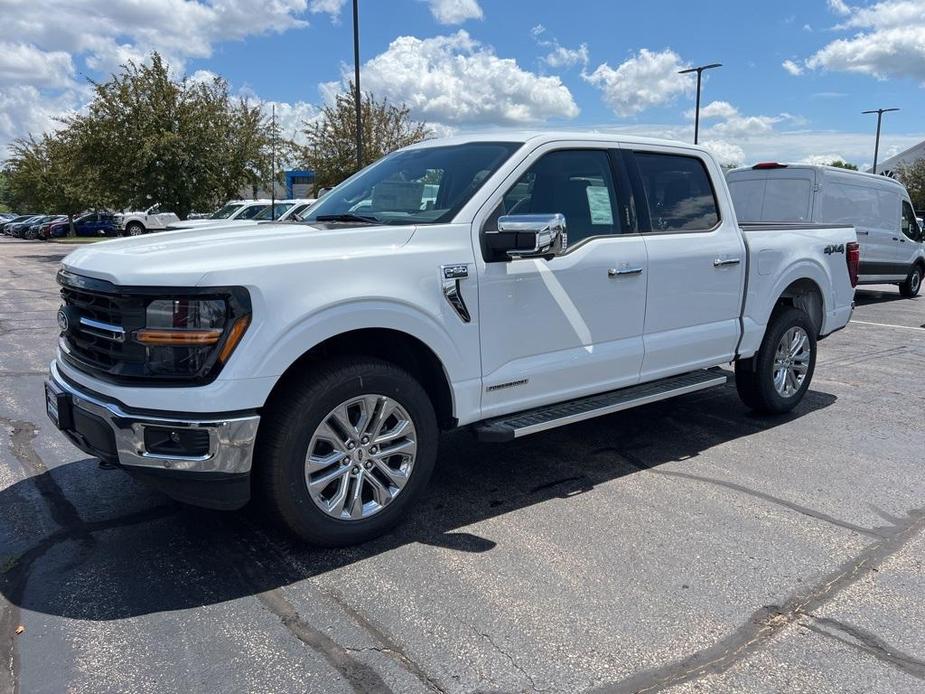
top-left (700, 140), bottom-right (746, 167)
top-left (531, 24), bottom-right (589, 69)
top-left (806, 0), bottom-right (925, 82)
top-left (309, 0), bottom-right (347, 20)
top-left (424, 0), bottom-right (483, 25)
top-left (0, 43), bottom-right (75, 89)
top-left (261, 100), bottom-right (321, 146)
top-left (346, 31), bottom-right (578, 126)
top-left (692, 100), bottom-right (797, 139)
top-left (782, 59), bottom-right (804, 76)
top-left (583, 49), bottom-right (693, 117)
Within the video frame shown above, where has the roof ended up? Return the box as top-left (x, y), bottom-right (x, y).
top-left (870, 139), bottom-right (925, 174)
top-left (403, 130), bottom-right (703, 153)
top-left (728, 162), bottom-right (907, 188)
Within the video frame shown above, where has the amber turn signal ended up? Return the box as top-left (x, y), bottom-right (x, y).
top-left (218, 315), bottom-right (251, 363)
top-left (135, 329), bottom-right (223, 346)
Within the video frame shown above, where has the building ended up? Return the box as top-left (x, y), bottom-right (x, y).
top-left (238, 169), bottom-right (316, 200)
top-left (869, 140), bottom-right (925, 177)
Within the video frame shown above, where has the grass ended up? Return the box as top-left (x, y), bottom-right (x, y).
top-left (48, 237), bottom-right (107, 244)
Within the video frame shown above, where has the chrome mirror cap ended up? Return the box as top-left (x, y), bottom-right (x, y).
top-left (497, 213), bottom-right (567, 258)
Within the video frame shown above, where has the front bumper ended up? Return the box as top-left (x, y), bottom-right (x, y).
top-left (45, 360), bottom-right (260, 509)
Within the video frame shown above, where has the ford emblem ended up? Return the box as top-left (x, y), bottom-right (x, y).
top-left (56, 308), bottom-right (69, 332)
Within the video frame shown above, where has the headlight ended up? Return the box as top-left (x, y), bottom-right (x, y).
top-left (134, 293), bottom-right (251, 378)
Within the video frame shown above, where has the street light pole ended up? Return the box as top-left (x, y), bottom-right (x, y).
top-left (679, 63), bottom-right (722, 145)
top-left (352, 0), bottom-right (362, 172)
top-left (863, 107), bottom-right (899, 175)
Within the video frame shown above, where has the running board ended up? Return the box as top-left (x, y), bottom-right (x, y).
top-left (474, 369), bottom-right (727, 442)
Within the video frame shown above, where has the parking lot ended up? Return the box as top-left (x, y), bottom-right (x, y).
top-left (0, 236), bottom-right (923, 693)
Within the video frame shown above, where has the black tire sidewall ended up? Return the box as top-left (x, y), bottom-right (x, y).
top-left (901, 266), bottom-right (921, 298)
top-left (754, 308), bottom-right (817, 413)
top-left (264, 361), bottom-right (438, 545)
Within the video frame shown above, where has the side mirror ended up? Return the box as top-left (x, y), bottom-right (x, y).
top-left (486, 213), bottom-right (568, 261)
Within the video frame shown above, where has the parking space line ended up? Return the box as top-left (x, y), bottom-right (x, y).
top-left (851, 320), bottom-right (925, 332)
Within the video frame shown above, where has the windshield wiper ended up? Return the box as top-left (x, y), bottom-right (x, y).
top-left (314, 213), bottom-right (381, 224)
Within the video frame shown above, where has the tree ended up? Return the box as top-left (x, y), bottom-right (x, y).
top-left (70, 53), bottom-right (279, 219)
top-left (299, 83), bottom-right (430, 188)
top-left (896, 159), bottom-right (925, 212)
top-left (0, 170), bottom-right (12, 212)
top-left (829, 160), bottom-right (859, 170)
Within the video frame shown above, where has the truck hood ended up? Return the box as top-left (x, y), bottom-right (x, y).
top-left (167, 218), bottom-right (239, 229)
top-left (61, 222), bottom-right (417, 286)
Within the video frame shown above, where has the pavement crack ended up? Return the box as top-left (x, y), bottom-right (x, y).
top-left (253, 586), bottom-right (394, 694)
top-left (654, 470), bottom-right (886, 538)
top-left (467, 624), bottom-right (545, 693)
top-left (799, 613), bottom-right (925, 680)
top-left (586, 508), bottom-right (925, 693)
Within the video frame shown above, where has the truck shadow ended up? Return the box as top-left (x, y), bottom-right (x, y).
top-left (853, 288), bottom-right (912, 306)
top-left (1, 377), bottom-right (837, 621)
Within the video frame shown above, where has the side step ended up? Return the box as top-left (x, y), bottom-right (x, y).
top-left (474, 369), bottom-right (727, 442)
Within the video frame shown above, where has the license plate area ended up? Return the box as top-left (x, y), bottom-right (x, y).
top-left (45, 382), bottom-right (75, 430)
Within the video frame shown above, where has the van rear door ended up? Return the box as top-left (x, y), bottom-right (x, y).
top-left (727, 167), bottom-right (815, 223)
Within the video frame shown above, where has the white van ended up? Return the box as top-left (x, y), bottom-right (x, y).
top-left (727, 164), bottom-right (924, 297)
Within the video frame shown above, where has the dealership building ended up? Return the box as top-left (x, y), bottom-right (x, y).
top-left (870, 140), bottom-right (925, 176)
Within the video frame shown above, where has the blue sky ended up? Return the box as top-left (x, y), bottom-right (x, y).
top-left (3, 0), bottom-right (925, 168)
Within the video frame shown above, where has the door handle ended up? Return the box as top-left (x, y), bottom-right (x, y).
top-left (713, 257), bottom-right (742, 267)
top-left (608, 266), bottom-right (644, 277)
top-left (856, 230), bottom-right (869, 236)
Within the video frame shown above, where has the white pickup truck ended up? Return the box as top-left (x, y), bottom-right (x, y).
top-left (45, 132), bottom-right (858, 546)
top-left (115, 204), bottom-right (181, 236)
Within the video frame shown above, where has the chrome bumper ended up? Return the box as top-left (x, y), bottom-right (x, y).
top-left (45, 361), bottom-right (260, 475)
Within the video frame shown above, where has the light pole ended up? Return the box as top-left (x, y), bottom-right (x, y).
top-left (863, 107), bottom-right (899, 175)
top-left (352, 0), bottom-right (362, 172)
top-left (679, 63), bottom-right (722, 145)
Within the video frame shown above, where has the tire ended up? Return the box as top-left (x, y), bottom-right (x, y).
top-left (735, 306), bottom-right (817, 415)
top-left (125, 222), bottom-right (145, 237)
top-left (255, 357), bottom-right (438, 546)
top-left (899, 264), bottom-right (922, 298)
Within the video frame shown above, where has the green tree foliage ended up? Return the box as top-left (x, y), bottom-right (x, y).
top-left (299, 83), bottom-right (430, 188)
top-left (896, 159), bottom-right (925, 212)
top-left (71, 53), bottom-right (279, 218)
top-left (829, 160), bottom-right (859, 170)
top-left (0, 170), bottom-right (12, 212)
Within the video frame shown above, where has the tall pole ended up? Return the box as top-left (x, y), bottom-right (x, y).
top-left (679, 63), bottom-right (722, 145)
top-left (863, 108), bottom-right (899, 174)
top-left (353, 0), bottom-right (362, 172)
top-left (271, 103), bottom-right (276, 215)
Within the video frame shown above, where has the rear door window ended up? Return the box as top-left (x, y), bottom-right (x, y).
top-left (634, 153), bottom-right (720, 231)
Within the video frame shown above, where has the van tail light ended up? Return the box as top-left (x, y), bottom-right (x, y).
top-left (753, 162), bottom-right (787, 170)
top-left (846, 241), bottom-right (860, 288)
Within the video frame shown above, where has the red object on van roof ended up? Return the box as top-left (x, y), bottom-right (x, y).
top-left (752, 162), bottom-right (788, 170)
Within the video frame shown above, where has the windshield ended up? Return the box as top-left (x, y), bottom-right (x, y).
top-left (253, 202), bottom-right (294, 221)
top-left (237, 204), bottom-right (269, 220)
top-left (303, 142), bottom-right (521, 226)
top-left (209, 204), bottom-right (244, 220)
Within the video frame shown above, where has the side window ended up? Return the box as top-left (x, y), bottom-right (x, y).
top-left (634, 152), bottom-right (720, 232)
top-left (901, 200), bottom-right (918, 240)
top-left (492, 149), bottom-right (621, 244)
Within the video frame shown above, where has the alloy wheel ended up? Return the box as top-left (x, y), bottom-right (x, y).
top-left (305, 395), bottom-right (417, 521)
top-left (772, 326), bottom-right (810, 397)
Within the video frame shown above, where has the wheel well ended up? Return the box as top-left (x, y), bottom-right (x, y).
top-left (775, 278), bottom-right (824, 335)
top-left (267, 328), bottom-right (456, 429)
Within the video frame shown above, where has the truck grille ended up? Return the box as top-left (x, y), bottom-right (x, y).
top-left (58, 272), bottom-right (147, 378)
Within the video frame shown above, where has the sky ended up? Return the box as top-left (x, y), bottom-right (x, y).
top-left (1, 0), bottom-right (924, 169)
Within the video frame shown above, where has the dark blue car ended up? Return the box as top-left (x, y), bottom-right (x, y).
top-left (47, 213), bottom-right (120, 238)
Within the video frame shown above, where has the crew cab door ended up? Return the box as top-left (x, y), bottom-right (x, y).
top-left (623, 147), bottom-right (746, 380)
top-left (474, 144), bottom-right (648, 418)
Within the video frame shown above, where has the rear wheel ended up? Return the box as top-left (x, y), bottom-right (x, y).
top-left (256, 358), bottom-right (438, 546)
top-left (899, 264), bottom-right (922, 298)
top-left (735, 306), bottom-right (816, 414)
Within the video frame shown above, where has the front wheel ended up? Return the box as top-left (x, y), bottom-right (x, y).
top-left (124, 222), bottom-right (145, 237)
top-left (735, 306), bottom-right (817, 414)
top-left (899, 265), bottom-right (922, 298)
top-left (255, 358), bottom-right (438, 546)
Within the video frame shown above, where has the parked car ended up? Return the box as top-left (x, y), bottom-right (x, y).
top-left (727, 163), bottom-right (924, 297)
top-left (23, 215), bottom-right (66, 240)
top-left (115, 204), bottom-right (181, 236)
top-left (46, 212), bottom-right (120, 238)
top-left (6, 215), bottom-right (44, 238)
top-left (46, 132), bottom-right (858, 546)
top-left (166, 200), bottom-right (271, 230)
top-left (175, 199), bottom-right (318, 230)
top-left (0, 212), bottom-right (16, 223)
top-left (1, 215), bottom-right (36, 235)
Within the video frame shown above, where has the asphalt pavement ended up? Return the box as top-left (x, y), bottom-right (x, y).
top-left (1, 237), bottom-right (923, 693)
